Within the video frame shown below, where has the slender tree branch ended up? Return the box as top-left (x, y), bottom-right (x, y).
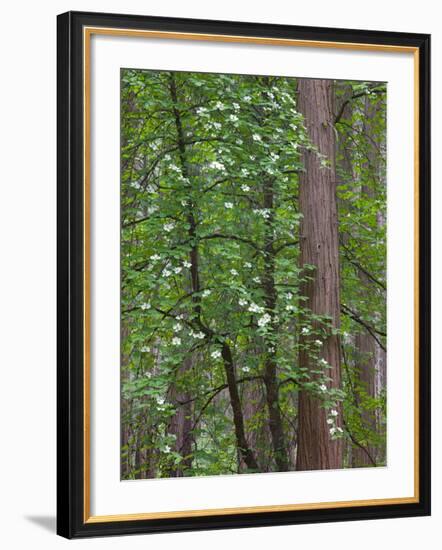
top-left (340, 239), bottom-right (386, 290)
top-left (335, 86), bottom-right (386, 124)
top-left (341, 303), bottom-right (386, 351)
top-left (342, 417), bottom-right (377, 467)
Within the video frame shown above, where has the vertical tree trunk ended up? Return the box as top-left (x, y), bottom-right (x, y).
top-left (262, 176), bottom-right (289, 472)
top-left (222, 344), bottom-right (259, 471)
top-left (168, 72), bottom-right (257, 472)
top-left (352, 94), bottom-right (386, 467)
top-left (352, 314), bottom-right (377, 467)
top-left (120, 326), bottom-right (131, 478)
top-left (296, 78), bottom-right (343, 471)
top-left (168, 358), bottom-right (193, 476)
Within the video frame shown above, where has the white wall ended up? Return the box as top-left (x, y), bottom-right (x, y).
top-left (0, 0), bottom-right (438, 548)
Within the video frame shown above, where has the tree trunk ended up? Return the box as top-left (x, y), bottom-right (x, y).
top-left (168, 357), bottom-right (194, 476)
top-left (262, 176), bottom-right (289, 472)
top-left (168, 72), bottom-right (257, 472)
top-left (352, 94), bottom-right (386, 467)
top-left (222, 344), bottom-right (259, 471)
top-left (352, 311), bottom-right (377, 467)
top-left (296, 78), bottom-right (343, 471)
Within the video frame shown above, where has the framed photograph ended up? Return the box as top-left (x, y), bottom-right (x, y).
top-left (57, 11), bottom-right (431, 539)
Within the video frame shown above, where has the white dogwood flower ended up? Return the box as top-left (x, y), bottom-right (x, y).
top-left (224, 202), bottom-right (233, 209)
top-left (258, 313), bottom-right (272, 327)
top-left (171, 337), bottom-right (181, 346)
top-left (211, 350), bottom-right (222, 359)
top-left (140, 302), bottom-right (151, 310)
top-left (210, 161), bottom-right (225, 170)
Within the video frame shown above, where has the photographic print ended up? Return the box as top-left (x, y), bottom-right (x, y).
top-left (57, 12), bottom-right (430, 537)
top-left (120, 69), bottom-right (387, 479)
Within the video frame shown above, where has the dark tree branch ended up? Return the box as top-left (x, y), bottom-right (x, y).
top-left (342, 417), bottom-right (377, 467)
top-left (341, 303), bottom-right (386, 351)
top-left (340, 239), bottom-right (386, 290)
top-left (334, 86), bottom-right (386, 124)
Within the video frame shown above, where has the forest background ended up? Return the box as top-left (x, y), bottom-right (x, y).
top-left (120, 69), bottom-right (387, 479)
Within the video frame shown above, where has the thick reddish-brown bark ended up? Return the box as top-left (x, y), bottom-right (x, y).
top-left (296, 79), bottom-right (343, 471)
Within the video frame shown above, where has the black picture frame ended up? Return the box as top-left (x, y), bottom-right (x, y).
top-left (57, 10), bottom-right (431, 539)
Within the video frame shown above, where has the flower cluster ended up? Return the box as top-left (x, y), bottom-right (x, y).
top-left (163, 222), bottom-right (175, 233)
top-left (258, 313), bottom-right (272, 327)
top-left (327, 409), bottom-right (343, 437)
top-left (248, 302), bottom-right (264, 314)
top-left (253, 208), bottom-right (271, 219)
top-left (189, 330), bottom-right (205, 340)
top-left (210, 161), bottom-right (225, 171)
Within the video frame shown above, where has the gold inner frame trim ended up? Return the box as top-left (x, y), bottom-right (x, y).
top-left (83, 26), bottom-right (420, 524)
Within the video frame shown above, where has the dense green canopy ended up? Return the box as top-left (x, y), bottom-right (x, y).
top-left (120, 69), bottom-right (386, 479)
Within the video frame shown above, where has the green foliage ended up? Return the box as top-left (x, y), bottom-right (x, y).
top-left (120, 70), bottom-right (387, 478)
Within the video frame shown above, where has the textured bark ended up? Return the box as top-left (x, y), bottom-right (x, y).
top-left (168, 358), bottom-right (194, 476)
top-left (242, 377), bottom-right (272, 471)
top-left (296, 79), bottom-right (343, 471)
